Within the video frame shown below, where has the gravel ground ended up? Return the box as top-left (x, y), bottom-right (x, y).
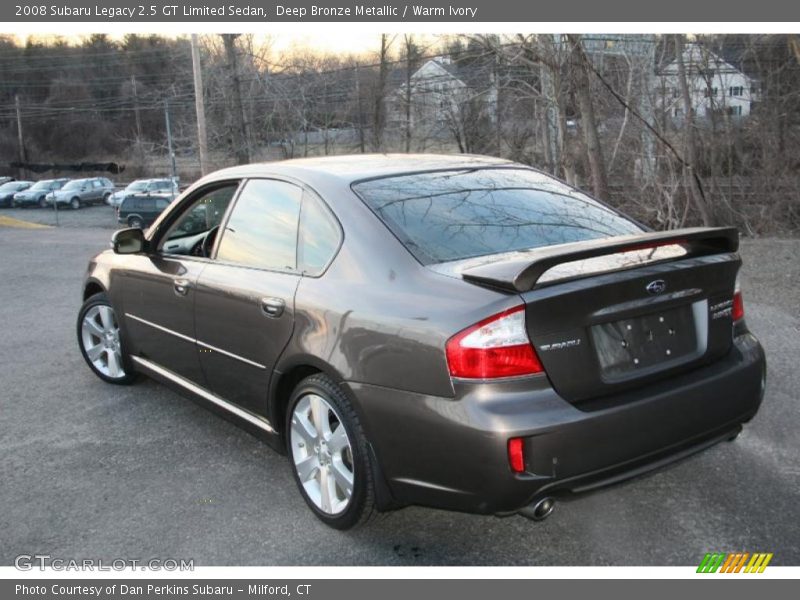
top-left (0, 222), bottom-right (797, 566)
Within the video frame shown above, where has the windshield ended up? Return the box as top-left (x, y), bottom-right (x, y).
top-left (352, 168), bottom-right (643, 265)
top-left (126, 181), bottom-right (148, 192)
top-left (30, 181), bottom-right (58, 190)
top-left (0, 182), bottom-right (26, 191)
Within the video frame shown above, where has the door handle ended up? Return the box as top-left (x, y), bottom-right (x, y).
top-left (261, 297), bottom-right (285, 318)
top-left (174, 278), bottom-right (191, 296)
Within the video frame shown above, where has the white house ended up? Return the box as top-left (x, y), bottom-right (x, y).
top-left (387, 57), bottom-right (497, 135)
top-left (657, 43), bottom-right (759, 120)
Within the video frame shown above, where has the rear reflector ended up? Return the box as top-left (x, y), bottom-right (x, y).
top-left (732, 290), bottom-right (745, 322)
top-left (508, 437), bottom-right (525, 473)
top-left (445, 306), bottom-right (544, 379)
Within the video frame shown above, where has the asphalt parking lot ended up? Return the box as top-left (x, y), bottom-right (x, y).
top-left (1, 207), bottom-right (798, 566)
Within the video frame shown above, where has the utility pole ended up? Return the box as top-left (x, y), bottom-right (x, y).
top-left (14, 94), bottom-right (26, 179)
top-left (131, 76), bottom-right (142, 141)
top-left (130, 75), bottom-right (145, 171)
top-left (190, 34), bottom-right (209, 175)
top-left (164, 99), bottom-right (178, 185)
top-left (221, 34), bottom-right (249, 164)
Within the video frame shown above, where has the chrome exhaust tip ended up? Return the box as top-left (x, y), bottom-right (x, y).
top-left (519, 497), bottom-right (556, 521)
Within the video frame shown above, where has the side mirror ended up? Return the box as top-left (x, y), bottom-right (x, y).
top-left (112, 228), bottom-right (146, 254)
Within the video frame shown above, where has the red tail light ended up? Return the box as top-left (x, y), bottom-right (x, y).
top-left (508, 437), bottom-right (525, 473)
top-left (445, 306), bottom-right (544, 379)
top-left (732, 289), bottom-right (745, 322)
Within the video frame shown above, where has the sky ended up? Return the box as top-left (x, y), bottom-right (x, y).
top-left (6, 32), bottom-right (438, 57)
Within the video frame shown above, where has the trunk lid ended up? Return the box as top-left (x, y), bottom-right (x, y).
top-left (457, 227), bottom-right (741, 402)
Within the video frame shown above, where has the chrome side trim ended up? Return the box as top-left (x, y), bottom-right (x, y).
top-left (196, 340), bottom-right (266, 370)
top-left (130, 355), bottom-right (277, 434)
top-left (125, 312), bottom-right (266, 370)
top-left (125, 313), bottom-right (195, 344)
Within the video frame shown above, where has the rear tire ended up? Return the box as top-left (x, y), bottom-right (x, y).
top-left (286, 374), bottom-right (376, 530)
top-left (128, 216), bottom-right (143, 229)
top-left (77, 292), bottom-right (137, 385)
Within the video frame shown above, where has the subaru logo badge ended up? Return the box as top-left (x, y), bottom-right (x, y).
top-left (646, 279), bottom-right (667, 295)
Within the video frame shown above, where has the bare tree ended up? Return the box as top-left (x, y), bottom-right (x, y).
top-left (221, 34), bottom-right (250, 164)
top-left (567, 34), bottom-right (610, 201)
top-left (674, 34), bottom-right (714, 226)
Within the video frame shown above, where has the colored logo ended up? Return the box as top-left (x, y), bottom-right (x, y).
top-left (697, 552), bottom-right (773, 573)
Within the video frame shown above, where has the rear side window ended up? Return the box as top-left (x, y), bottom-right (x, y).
top-left (215, 179), bottom-right (302, 271)
top-left (298, 191), bottom-right (341, 275)
top-left (135, 198), bottom-right (155, 210)
top-left (352, 168), bottom-right (643, 264)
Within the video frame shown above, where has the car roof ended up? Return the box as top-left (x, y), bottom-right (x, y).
top-left (206, 154), bottom-right (517, 185)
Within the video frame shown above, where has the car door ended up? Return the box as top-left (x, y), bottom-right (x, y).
top-left (193, 178), bottom-right (303, 417)
top-left (90, 179), bottom-right (104, 204)
top-left (119, 182), bottom-right (241, 384)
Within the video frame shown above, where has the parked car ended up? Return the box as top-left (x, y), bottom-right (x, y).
top-left (12, 178), bottom-right (70, 208)
top-left (108, 178), bottom-right (179, 208)
top-left (48, 177), bottom-right (115, 209)
top-left (0, 176), bottom-right (15, 186)
top-left (117, 194), bottom-right (173, 229)
top-left (0, 180), bottom-right (33, 207)
top-left (76, 155), bottom-right (766, 530)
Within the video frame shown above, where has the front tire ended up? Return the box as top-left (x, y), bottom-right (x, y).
top-left (128, 216), bottom-right (143, 229)
top-left (70, 197), bottom-right (80, 210)
top-left (38, 196), bottom-right (47, 208)
top-left (77, 292), bottom-right (136, 385)
top-left (286, 374), bottom-right (376, 530)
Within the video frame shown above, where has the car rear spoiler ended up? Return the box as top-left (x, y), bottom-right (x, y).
top-left (460, 227), bottom-right (739, 292)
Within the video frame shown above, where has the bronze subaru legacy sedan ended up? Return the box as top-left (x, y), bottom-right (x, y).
top-left (77, 155), bottom-right (766, 529)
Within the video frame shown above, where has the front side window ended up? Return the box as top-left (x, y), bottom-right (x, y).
top-left (215, 179), bottom-right (302, 271)
top-left (163, 183), bottom-right (239, 243)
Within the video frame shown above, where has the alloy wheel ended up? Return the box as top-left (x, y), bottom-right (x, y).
top-left (80, 305), bottom-right (126, 379)
top-left (290, 393), bottom-right (355, 515)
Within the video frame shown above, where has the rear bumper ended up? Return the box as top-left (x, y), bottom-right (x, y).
top-left (346, 332), bottom-right (766, 515)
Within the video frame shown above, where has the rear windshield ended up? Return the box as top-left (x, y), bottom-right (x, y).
top-left (352, 168), bottom-right (643, 264)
